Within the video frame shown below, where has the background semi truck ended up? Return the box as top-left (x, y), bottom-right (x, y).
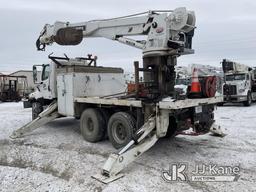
top-left (221, 59), bottom-right (256, 106)
top-left (11, 8), bottom-right (224, 183)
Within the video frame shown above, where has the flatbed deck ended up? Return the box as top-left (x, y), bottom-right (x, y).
top-left (159, 96), bottom-right (223, 109)
top-left (75, 96), bottom-right (223, 109)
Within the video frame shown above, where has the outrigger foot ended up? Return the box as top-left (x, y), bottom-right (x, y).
top-left (210, 123), bottom-right (226, 137)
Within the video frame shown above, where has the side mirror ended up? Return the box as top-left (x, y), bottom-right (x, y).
top-left (33, 66), bottom-right (38, 83)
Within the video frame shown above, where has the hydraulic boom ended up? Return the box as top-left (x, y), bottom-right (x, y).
top-left (36, 7), bottom-right (196, 99)
top-left (37, 7), bottom-right (195, 57)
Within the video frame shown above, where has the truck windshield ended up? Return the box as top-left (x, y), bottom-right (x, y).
top-left (42, 65), bottom-right (50, 81)
top-left (225, 74), bottom-right (245, 81)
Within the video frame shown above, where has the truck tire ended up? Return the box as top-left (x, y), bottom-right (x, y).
top-left (243, 92), bottom-right (252, 106)
top-left (80, 108), bottom-right (106, 143)
top-left (32, 102), bottom-right (43, 120)
top-left (108, 112), bottom-right (136, 149)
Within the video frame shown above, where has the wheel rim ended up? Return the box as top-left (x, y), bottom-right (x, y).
top-left (112, 121), bottom-right (127, 144)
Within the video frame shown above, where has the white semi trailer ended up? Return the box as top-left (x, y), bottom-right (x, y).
top-left (11, 8), bottom-right (224, 183)
top-left (221, 59), bottom-right (256, 106)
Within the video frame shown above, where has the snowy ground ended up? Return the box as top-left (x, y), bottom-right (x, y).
top-left (0, 102), bottom-right (255, 192)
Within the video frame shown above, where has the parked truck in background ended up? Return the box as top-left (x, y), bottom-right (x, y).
top-left (221, 59), bottom-right (256, 106)
top-left (0, 74), bottom-right (28, 102)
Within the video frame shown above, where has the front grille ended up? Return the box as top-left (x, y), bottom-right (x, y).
top-left (223, 84), bottom-right (237, 95)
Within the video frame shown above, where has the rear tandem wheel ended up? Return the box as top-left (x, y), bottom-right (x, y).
top-left (80, 108), bottom-right (106, 142)
top-left (107, 112), bottom-right (136, 149)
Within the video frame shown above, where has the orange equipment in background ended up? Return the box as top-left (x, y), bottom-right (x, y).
top-left (189, 68), bottom-right (202, 98)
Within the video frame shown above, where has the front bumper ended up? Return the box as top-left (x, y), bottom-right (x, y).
top-left (224, 95), bottom-right (247, 102)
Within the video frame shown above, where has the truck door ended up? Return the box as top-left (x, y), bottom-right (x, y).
top-left (40, 64), bottom-right (51, 99)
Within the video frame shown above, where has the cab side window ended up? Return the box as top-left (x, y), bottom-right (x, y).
top-left (42, 65), bottom-right (50, 81)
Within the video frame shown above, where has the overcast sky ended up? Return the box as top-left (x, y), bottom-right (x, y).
top-left (1, 0), bottom-right (256, 72)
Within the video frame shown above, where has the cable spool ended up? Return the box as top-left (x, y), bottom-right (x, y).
top-left (203, 76), bottom-right (217, 98)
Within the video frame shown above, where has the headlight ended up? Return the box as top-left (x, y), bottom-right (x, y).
top-left (239, 89), bottom-right (245, 93)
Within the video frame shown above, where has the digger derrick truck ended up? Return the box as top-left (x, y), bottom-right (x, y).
top-left (222, 59), bottom-right (256, 106)
top-left (11, 8), bottom-right (224, 183)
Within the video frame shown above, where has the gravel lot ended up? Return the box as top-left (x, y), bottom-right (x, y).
top-left (0, 102), bottom-right (255, 192)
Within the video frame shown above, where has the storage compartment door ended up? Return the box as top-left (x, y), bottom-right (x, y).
top-left (57, 74), bottom-right (74, 116)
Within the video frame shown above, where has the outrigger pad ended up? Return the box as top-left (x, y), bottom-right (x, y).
top-left (92, 173), bottom-right (124, 184)
top-left (210, 124), bottom-right (227, 137)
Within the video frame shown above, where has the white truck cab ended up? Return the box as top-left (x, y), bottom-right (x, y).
top-left (222, 59), bottom-right (256, 106)
top-left (30, 63), bottom-right (56, 100)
